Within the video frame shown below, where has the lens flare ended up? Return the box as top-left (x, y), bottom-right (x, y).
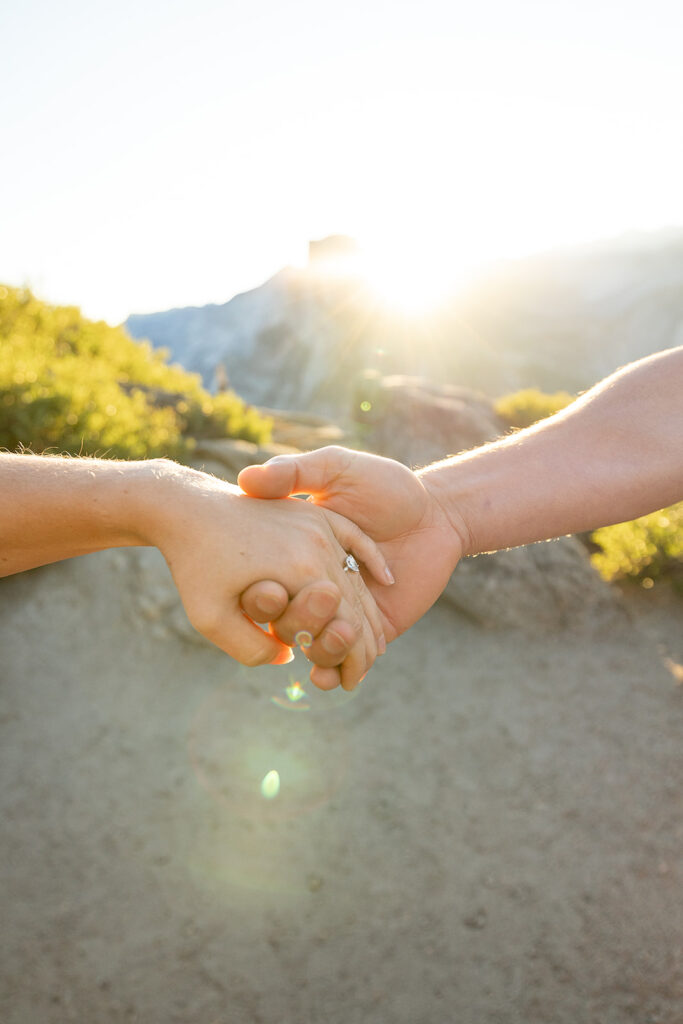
top-left (188, 668), bottom-right (350, 822)
top-left (260, 769), bottom-right (280, 800)
top-left (271, 676), bottom-right (311, 712)
top-left (294, 629), bottom-right (313, 649)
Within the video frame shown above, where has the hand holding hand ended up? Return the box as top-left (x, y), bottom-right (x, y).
top-left (149, 462), bottom-right (392, 688)
top-left (238, 447), bottom-right (464, 686)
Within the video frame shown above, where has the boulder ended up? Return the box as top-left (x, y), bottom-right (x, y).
top-left (443, 539), bottom-right (619, 630)
top-left (354, 372), bottom-right (503, 466)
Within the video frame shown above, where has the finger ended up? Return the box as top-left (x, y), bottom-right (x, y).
top-left (323, 507), bottom-right (394, 587)
top-left (240, 580), bottom-right (290, 623)
top-left (268, 581), bottom-right (345, 648)
top-left (296, 591), bottom-right (368, 690)
top-left (330, 539), bottom-right (387, 661)
top-left (241, 581), bottom-right (359, 669)
top-left (316, 538), bottom-right (385, 689)
top-left (299, 616), bottom-right (357, 668)
top-left (309, 663), bottom-right (342, 690)
top-left (338, 610), bottom-right (375, 691)
top-left (238, 447), bottom-right (349, 499)
top-left (307, 617), bottom-right (373, 691)
top-left (307, 610), bottom-right (376, 690)
top-left (194, 596), bottom-right (294, 667)
top-left (321, 582), bottom-right (376, 691)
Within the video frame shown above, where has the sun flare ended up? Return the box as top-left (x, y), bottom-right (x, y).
top-left (357, 247), bottom-right (470, 315)
top-left (307, 233), bottom-right (481, 316)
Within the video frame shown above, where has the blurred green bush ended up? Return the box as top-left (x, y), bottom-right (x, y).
top-left (591, 504), bottom-right (683, 591)
top-left (0, 285), bottom-right (271, 460)
top-left (494, 387), bottom-right (575, 429)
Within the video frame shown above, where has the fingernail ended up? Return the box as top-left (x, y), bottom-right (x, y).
top-left (322, 630), bottom-right (347, 656)
top-left (378, 634), bottom-right (386, 655)
top-left (255, 595), bottom-right (282, 616)
top-left (384, 567), bottom-right (395, 584)
top-left (271, 647), bottom-right (295, 665)
top-left (309, 591), bottom-right (335, 617)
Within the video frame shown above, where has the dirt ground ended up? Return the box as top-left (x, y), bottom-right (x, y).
top-left (1, 550), bottom-right (682, 1024)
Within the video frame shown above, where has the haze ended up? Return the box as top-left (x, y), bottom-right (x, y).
top-left (1, 0), bottom-right (681, 324)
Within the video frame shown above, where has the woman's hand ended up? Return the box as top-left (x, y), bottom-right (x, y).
top-left (0, 454), bottom-right (392, 691)
top-left (144, 462), bottom-right (392, 690)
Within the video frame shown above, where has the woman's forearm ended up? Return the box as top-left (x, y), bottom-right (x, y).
top-left (419, 346), bottom-right (683, 556)
top-left (0, 454), bottom-right (167, 576)
top-left (0, 453), bottom-right (388, 685)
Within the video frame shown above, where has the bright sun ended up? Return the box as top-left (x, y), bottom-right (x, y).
top-left (357, 245), bottom-right (473, 315)
top-left (307, 234), bottom-right (481, 316)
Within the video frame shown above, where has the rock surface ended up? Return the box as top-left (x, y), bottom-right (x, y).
top-left (2, 552), bottom-right (682, 1024)
top-left (354, 373), bottom-right (504, 466)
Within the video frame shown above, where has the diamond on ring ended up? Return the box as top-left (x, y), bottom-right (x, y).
top-left (343, 554), bottom-right (360, 573)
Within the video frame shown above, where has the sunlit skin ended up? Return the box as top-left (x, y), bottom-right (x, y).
top-left (240, 347), bottom-right (683, 689)
top-left (0, 454), bottom-right (393, 688)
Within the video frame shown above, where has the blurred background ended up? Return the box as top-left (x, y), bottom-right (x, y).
top-left (2, 0), bottom-right (682, 323)
top-left (1, 2), bottom-right (682, 1022)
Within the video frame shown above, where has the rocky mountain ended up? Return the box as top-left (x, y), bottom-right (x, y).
top-left (126, 259), bottom-right (389, 422)
top-left (125, 230), bottom-right (683, 420)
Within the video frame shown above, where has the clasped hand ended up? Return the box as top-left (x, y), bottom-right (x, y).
top-left (155, 464), bottom-right (393, 691)
top-left (237, 447), bottom-right (463, 690)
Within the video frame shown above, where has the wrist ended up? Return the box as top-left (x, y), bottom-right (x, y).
top-left (93, 458), bottom-right (174, 548)
top-left (129, 459), bottom-right (241, 553)
top-left (417, 463), bottom-right (472, 563)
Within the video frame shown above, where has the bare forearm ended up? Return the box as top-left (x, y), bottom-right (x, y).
top-left (420, 347), bottom-right (683, 556)
top-left (0, 454), bottom-right (168, 576)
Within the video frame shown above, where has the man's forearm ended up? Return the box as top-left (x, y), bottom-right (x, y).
top-left (0, 454), bottom-right (164, 576)
top-left (419, 346), bottom-right (683, 556)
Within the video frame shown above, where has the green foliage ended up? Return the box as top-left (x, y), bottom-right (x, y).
top-left (590, 504), bottom-right (683, 590)
top-left (0, 285), bottom-right (271, 460)
top-left (495, 388), bottom-right (575, 429)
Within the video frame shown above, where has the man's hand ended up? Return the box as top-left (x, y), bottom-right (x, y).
top-left (238, 447), bottom-right (464, 687)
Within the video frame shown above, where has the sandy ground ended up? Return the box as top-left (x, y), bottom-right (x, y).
top-left (1, 550), bottom-right (682, 1024)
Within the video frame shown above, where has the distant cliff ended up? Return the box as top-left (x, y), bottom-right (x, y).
top-left (125, 230), bottom-right (683, 420)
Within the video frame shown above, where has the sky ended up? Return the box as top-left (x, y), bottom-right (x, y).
top-left (1, 0), bottom-right (682, 324)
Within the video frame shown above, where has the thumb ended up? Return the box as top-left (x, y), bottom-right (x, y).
top-left (238, 447), bottom-right (349, 499)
